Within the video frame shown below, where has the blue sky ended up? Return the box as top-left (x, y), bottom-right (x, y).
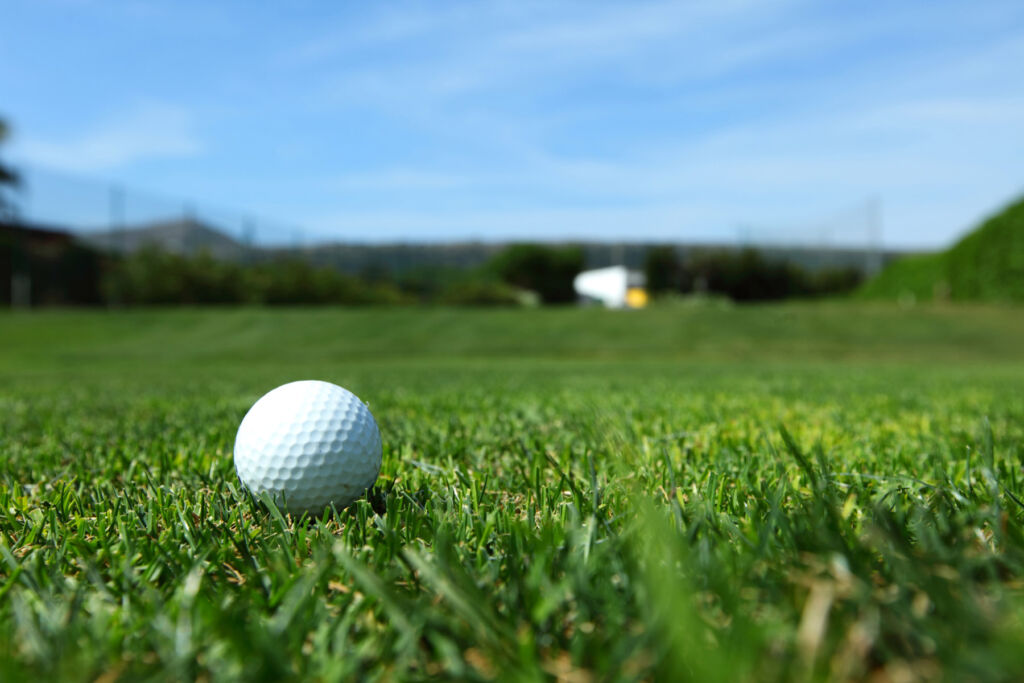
top-left (2, 0), bottom-right (1023, 247)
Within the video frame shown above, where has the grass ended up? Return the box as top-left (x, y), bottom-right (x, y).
top-left (2, 302), bottom-right (1024, 681)
top-left (857, 252), bottom-right (948, 303)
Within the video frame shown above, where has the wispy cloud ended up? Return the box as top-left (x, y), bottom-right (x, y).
top-left (306, 0), bottom-right (804, 108)
top-left (277, 0), bottom-right (1023, 247)
top-left (293, 83), bottom-right (1024, 247)
top-left (4, 1), bottom-right (1022, 247)
top-left (15, 101), bottom-right (202, 172)
top-left (330, 169), bottom-right (470, 191)
top-left (278, 4), bottom-right (456, 67)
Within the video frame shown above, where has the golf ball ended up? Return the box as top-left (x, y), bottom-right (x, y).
top-left (233, 380), bottom-right (382, 514)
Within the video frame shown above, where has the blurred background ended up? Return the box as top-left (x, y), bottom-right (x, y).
top-left (1, 0), bottom-right (1022, 308)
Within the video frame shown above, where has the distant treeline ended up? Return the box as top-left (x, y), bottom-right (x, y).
top-left (101, 247), bottom-right (544, 306)
top-left (1, 229), bottom-right (588, 307)
top-left (105, 245), bottom-right (857, 306)
top-left (3, 222), bottom-right (867, 307)
top-left (102, 244), bottom-right (591, 306)
top-left (286, 240), bottom-right (892, 277)
top-left (644, 247), bottom-right (863, 301)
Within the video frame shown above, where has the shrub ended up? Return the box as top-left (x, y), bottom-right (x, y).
top-left (102, 248), bottom-right (399, 306)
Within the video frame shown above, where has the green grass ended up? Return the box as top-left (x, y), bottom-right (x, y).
top-left (2, 303), bottom-right (1024, 681)
top-left (857, 252), bottom-right (949, 302)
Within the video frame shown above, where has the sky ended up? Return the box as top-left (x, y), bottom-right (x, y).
top-left (2, 0), bottom-right (1023, 248)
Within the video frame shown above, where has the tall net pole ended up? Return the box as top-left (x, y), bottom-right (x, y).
top-left (110, 184), bottom-right (125, 253)
top-left (865, 196), bottom-right (883, 275)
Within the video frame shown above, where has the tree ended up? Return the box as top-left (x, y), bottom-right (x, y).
top-left (644, 246), bottom-right (682, 294)
top-left (0, 118), bottom-right (20, 218)
top-left (488, 244), bottom-right (583, 304)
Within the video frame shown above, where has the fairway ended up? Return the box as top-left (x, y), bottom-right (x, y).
top-left (3, 304), bottom-right (1024, 681)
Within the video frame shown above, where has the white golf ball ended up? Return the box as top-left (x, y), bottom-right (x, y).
top-left (233, 380), bottom-right (382, 514)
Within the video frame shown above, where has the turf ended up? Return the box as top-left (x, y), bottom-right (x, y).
top-left (2, 303), bottom-right (1024, 681)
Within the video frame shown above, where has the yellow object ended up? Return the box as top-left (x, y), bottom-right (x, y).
top-left (625, 287), bottom-right (648, 309)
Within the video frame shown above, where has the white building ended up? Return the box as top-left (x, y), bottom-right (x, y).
top-left (573, 266), bottom-right (648, 308)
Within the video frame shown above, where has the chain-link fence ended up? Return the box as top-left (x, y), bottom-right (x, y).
top-left (13, 163), bottom-right (306, 250)
top-left (3, 163), bottom-right (901, 307)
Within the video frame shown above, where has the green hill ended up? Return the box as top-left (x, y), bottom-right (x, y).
top-left (860, 195), bottom-right (1024, 302)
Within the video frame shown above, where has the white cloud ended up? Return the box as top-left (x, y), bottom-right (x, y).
top-left (15, 101), bottom-right (202, 172)
top-left (204, 2), bottom-right (1024, 248)
top-left (330, 169), bottom-right (470, 191)
top-left (292, 84), bottom-right (1024, 249)
top-left (9, 1), bottom-right (1020, 248)
top-left (306, 0), bottom-right (805, 110)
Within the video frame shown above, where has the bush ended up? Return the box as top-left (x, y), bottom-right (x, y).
top-left (102, 247), bottom-right (403, 306)
top-left (103, 247), bottom-right (245, 305)
top-left (437, 279), bottom-right (523, 306)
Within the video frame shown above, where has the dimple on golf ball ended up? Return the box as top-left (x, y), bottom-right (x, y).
top-left (233, 380), bottom-right (382, 515)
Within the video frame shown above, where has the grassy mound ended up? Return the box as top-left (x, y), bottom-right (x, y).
top-left (858, 251), bottom-right (948, 302)
top-left (861, 194), bottom-right (1024, 302)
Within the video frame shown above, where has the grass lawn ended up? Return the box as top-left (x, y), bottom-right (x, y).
top-left (2, 302), bottom-right (1024, 681)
